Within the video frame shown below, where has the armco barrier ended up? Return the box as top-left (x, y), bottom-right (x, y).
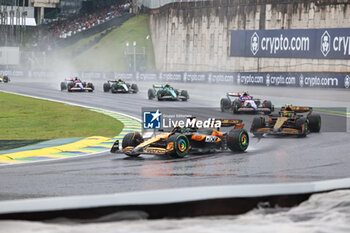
top-left (1, 70), bottom-right (350, 89)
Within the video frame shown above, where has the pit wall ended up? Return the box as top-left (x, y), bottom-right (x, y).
top-left (149, 0), bottom-right (350, 72)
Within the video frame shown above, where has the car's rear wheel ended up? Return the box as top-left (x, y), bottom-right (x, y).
top-left (180, 90), bottom-right (189, 101)
top-left (148, 89), bottom-right (155, 100)
top-left (250, 117), bottom-right (265, 137)
top-left (263, 100), bottom-right (273, 114)
top-left (103, 83), bottom-right (110, 92)
top-left (131, 84), bottom-right (139, 93)
top-left (308, 114), bottom-right (321, 132)
top-left (87, 83), bottom-right (94, 92)
top-left (3, 76), bottom-right (9, 83)
top-left (227, 129), bottom-right (249, 152)
top-left (60, 82), bottom-right (67, 91)
top-left (296, 117), bottom-right (308, 137)
top-left (167, 134), bottom-right (190, 158)
top-left (220, 98), bottom-right (231, 112)
top-left (122, 132), bottom-right (144, 157)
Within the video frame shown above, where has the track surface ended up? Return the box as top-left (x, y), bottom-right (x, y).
top-left (0, 80), bottom-right (349, 200)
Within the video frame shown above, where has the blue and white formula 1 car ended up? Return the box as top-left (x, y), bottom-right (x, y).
top-left (220, 91), bottom-right (274, 114)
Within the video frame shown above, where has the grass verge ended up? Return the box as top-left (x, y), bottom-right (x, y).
top-left (0, 92), bottom-right (123, 145)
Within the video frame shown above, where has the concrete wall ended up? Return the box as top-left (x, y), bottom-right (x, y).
top-left (149, 0), bottom-right (350, 72)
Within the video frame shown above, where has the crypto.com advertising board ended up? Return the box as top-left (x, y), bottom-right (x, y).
top-left (230, 28), bottom-right (350, 59)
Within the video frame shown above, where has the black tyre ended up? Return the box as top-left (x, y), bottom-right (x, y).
top-left (167, 134), bottom-right (190, 158)
top-left (232, 99), bottom-right (241, 114)
top-left (263, 100), bottom-right (273, 114)
top-left (227, 129), bottom-right (249, 152)
top-left (148, 89), bottom-right (155, 100)
top-left (180, 90), bottom-right (189, 101)
top-left (111, 84), bottom-right (118, 93)
top-left (220, 98), bottom-right (231, 112)
top-left (88, 83), bottom-right (94, 92)
top-left (157, 92), bottom-right (163, 101)
top-left (103, 83), bottom-right (110, 92)
top-left (122, 132), bottom-right (144, 157)
top-left (67, 83), bottom-right (74, 92)
top-left (3, 76), bottom-right (9, 83)
top-left (296, 117), bottom-right (308, 137)
top-left (131, 84), bottom-right (139, 93)
top-left (60, 82), bottom-right (67, 91)
top-left (250, 117), bottom-right (265, 137)
top-left (308, 114), bottom-right (321, 133)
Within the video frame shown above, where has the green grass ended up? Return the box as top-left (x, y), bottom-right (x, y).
top-left (0, 92), bottom-right (123, 140)
top-left (71, 14), bottom-right (155, 72)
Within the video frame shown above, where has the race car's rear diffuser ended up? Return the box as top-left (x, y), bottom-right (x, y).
top-left (0, 178), bottom-right (349, 221)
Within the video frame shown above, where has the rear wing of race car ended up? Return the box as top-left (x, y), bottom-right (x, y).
top-left (153, 84), bottom-right (165, 89)
top-left (108, 80), bottom-right (118, 83)
top-left (227, 92), bottom-right (242, 97)
top-left (215, 119), bottom-right (244, 128)
top-left (281, 106), bottom-right (313, 113)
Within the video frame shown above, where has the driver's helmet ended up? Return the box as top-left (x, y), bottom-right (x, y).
top-left (75, 77), bottom-right (78, 81)
top-left (284, 104), bottom-right (293, 111)
top-left (164, 83), bottom-right (170, 88)
top-left (242, 91), bottom-right (249, 96)
top-left (118, 79), bottom-right (122, 82)
top-left (282, 104), bottom-right (293, 117)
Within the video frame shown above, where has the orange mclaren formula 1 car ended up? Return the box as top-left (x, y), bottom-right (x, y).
top-left (250, 104), bottom-right (321, 137)
top-left (111, 119), bottom-right (249, 158)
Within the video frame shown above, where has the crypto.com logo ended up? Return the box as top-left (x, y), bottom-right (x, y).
top-left (321, 31), bottom-right (331, 57)
top-left (250, 32), bottom-right (259, 55)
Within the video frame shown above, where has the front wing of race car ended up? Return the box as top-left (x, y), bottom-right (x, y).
top-left (69, 87), bottom-right (94, 92)
top-left (110, 140), bottom-right (171, 155)
top-left (236, 107), bottom-right (272, 113)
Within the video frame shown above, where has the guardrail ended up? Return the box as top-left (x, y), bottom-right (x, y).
top-left (1, 70), bottom-right (349, 89)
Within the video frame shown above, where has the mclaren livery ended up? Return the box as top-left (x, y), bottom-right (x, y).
top-left (60, 78), bottom-right (95, 92)
top-left (103, 80), bottom-right (138, 94)
top-left (250, 104), bottom-right (321, 137)
top-left (111, 119), bottom-right (249, 158)
top-left (148, 84), bottom-right (189, 101)
top-left (221, 92), bottom-right (274, 114)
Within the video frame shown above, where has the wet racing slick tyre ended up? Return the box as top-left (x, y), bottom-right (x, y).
top-left (131, 84), bottom-right (139, 93)
top-left (87, 83), bottom-right (94, 92)
top-left (167, 134), bottom-right (190, 158)
top-left (3, 76), bottom-right (9, 83)
top-left (232, 99), bottom-right (241, 114)
top-left (67, 83), bottom-right (74, 92)
top-left (227, 129), bottom-right (249, 152)
top-left (180, 90), bottom-right (189, 101)
top-left (111, 84), bottom-right (118, 93)
top-left (220, 98), bottom-right (231, 112)
top-left (296, 117), bottom-right (308, 137)
top-left (250, 117), bottom-right (265, 137)
top-left (122, 132), bottom-right (144, 157)
top-left (60, 82), bottom-right (67, 91)
top-left (103, 83), bottom-right (110, 92)
top-left (148, 89), bottom-right (155, 100)
top-left (308, 114), bottom-right (321, 132)
top-left (263, 100), bottom-right (273, 114)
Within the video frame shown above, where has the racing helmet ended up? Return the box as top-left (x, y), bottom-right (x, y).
top-left (284, 104), bottom-right (293, 111)
top-left (164, 82), bottom-right (170, 88)
top-left (242, 90), bottom-right (249, 96)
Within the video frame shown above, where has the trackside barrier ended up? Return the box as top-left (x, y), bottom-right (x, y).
top-left (1, 70), bottom-right (350, 89)
top-left (0, 178), bottom-right (349, 221)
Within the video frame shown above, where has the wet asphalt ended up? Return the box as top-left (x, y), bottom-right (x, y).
top-left (0, 79), bottom-right (349, 200)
